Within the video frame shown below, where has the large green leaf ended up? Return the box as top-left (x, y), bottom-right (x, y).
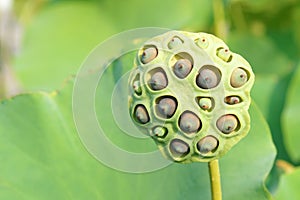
top-left (13, 1), bottom-right (116, 91)
top-left (275, 167), bottom-right (300, 200)
top-left (282, 63), bottom-right (300, 162)
top-left (0, 59), bottom-right (276, 199)
top-left (227, 32), bottom-right (292, 76)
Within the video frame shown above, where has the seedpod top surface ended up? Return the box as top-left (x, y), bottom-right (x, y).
top-left (128, 31), bottom-right (254, 163)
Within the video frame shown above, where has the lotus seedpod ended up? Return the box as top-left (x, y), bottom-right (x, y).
top-left (179, 111), bottom-right (201, 133)
top-left (173, 59), bottom-right (193, 79)
top-left (134, 105), bottom-right (150, 124)
top-left (230, 68), bottom-right (248, 88)
top-left (128, 30), bottom-right (254, 163)
top-left (216, 114), bottom-right (238, 134)
top-left (168, 37), bottom-right (183, 49)
top-left (156, 97), bottom-right (177, 118)
top-left (169, 139), bottom-right (190, 157)
top-left (141, 46), bottom-right (158, 64)
top-left (196, 66), bottom-right (221, 89)
top-left (148, 71), bottom-right (168, 90)
top-left (197, 136), bottom-right (219, 154)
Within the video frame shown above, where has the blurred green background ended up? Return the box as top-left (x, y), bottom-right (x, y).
top-left (1, 0), bottom-right (300, 199)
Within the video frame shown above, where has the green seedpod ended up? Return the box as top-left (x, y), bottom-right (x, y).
top-left (128, 30), bottom-right (254, 163)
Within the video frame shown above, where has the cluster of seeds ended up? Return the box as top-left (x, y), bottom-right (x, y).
top-left (128, 31), bottom-right (254, 163)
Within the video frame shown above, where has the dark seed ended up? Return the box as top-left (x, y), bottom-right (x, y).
top-left (196, 67), bottom-right (221, 89)
top-left (179, 111), bottom-right (201, 133)
top-left (216, 115), bottom-right (238, 134)
top-left (230, 68), bottom-right (248, 88)
top-left (149, 71), bottom-right (168, 90)
top-left (173, 59), bottom-right (192, 79)
top-left (169, 139), bottom-right (190, 157)
top-left (134, 105), bottom-right (149, 124)
top-left (141, 47), bottom-right (158, 64)
top-left (197, 136), bottom-right (219, 154)
top-left (157, 97), bottom-right (177, 118)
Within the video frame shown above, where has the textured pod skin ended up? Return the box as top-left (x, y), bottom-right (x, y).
top-left (128, 31), bottom-right (255, 163)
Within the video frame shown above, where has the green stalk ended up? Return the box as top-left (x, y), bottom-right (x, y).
top-left (213, 0), bottom-right (227, 40)
top-left (208, 159), bottom-right (222, 200)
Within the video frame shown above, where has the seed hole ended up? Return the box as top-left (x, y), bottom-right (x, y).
top-left (134, 104), bottom-right (150, 124)
top-left (196, 65), bottom-right (221, 89)
top-left (151, 126), bottom-right (168, 138)
top-left (224, 96), bottom-right (242, 105)
top-left (216, 47), bottom-right (232, 62)
top-left (168, 36), bottom-right (183, 49)
top-left (169, 139), bottom-right (190, 158)
top-left (179, 111), bottom-right (201, 134)
top-left (230, 68), bottom-right (249, 88)
top-left (155, 96), bottom-right (178, 119)
top-left (196, 97), bottom-right (215, 111)
top-left (140, 45), bottom-right (158, 64)
top-left (148, 67), bottom-right (168, 91)
top-left (216, 114), bottom-right (239, 134)
top-left (197, 135), bottom-right (219, 154)
top-left (132, 73), bottom-right (142, 95)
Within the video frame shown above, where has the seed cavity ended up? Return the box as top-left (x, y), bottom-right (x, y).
top-left (168, 36), bottom-right (183, 49)
top-left (148, 68), bottom-right (168, 90)
top-left (216, 114), bottom-right (239, 134)
top-left (156, 96), bottom-right (177, 118)
top-left (151, 126), bottom-right (168, 138)
top-left (132, 73), bottom-right (142, 95)
top-left (198, 97), bottom-right (213, 111)
top-left (230, 68), bottom-right (248, 88)
top-left (134, 105), bottom-right (150, 124)
top-left (196, 65), bottom-right (221, 89)
top-left (173, 59), bottom-right (193, 79)
top-left (169, 139), bottom-right (190, 158)
top-left (216, 47), bottom-right (232, 62)
top-left (197, 135), bottom-right (219, 154)
top-left (225, 96), bottom-right (241, 105)
top-left (196, 37), bottom-right (209, 48)
top-left (140, 46), bottom-right (158, 64)
top-left (179, 111), bottom-right (201, 134)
